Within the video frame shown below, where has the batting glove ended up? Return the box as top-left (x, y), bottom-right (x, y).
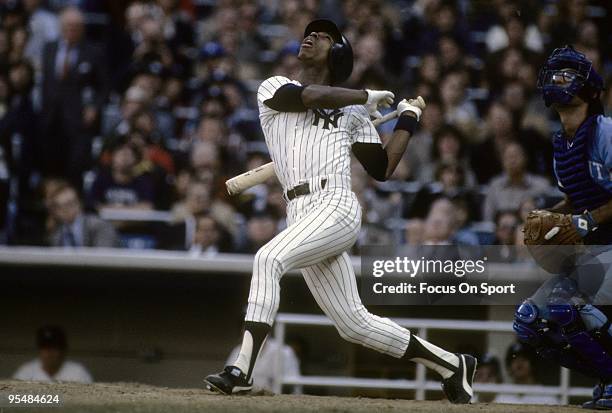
top-left (365, 89), bottom-right (395, 120)
top-left (396, 96), bottom-right (426, 121)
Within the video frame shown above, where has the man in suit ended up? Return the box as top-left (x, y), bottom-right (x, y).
top-left (40, 7), bottom-right (107, 188)
top-left (47, 182), bottom-right (118, 248)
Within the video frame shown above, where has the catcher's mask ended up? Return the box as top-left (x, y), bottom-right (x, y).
top-left (537, 45), bottom-right (604, 108)
top-left (303, 19), bottom-right (353, 85)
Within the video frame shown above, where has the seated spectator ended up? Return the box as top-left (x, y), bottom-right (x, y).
top-left (482, 142), bottom-right (550, 222)
top-left (188, 212), bottom-right (230, 257)
top-left (440, 71), bottom-right (479, 138)
top-left (47, 182), bottom-right (119, 248)
top-left (494, 342), bottom-right (559, 405)
top-left (422, 198), bottom-right (457, 245)
top-left (488, 210), bottom-right (519, 262)
top-left (88, 138), bottom-right (155, 210)
top-left (13, 326), bottom-right (93, 383)
top-left (171, 177), bottom-right (237, 240)
top-left (419, 124), bottom-right (477, 186)
top-left (474, 353), bottom-right (502, 403)
top-left (242, 211), bottom-right (278, 253)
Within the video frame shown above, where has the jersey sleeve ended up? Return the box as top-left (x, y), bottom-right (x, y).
top-left (257, 76), bottom-right (301, 111)
top-left (590, 116), bottom-right (612, 192)
top-left (349, 105), bottom-right (382, 145)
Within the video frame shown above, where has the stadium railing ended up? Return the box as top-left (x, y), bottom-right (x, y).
top-left (273, 313), bottom-right (592, 404)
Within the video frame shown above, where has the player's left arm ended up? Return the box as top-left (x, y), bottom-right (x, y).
top-left (352, 98), bottom-right (425, 181)
top-left (568, 117), bottom-right (612, 237)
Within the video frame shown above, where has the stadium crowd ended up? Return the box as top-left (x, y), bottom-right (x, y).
top-left (0, 0), bottom-right (610, 252)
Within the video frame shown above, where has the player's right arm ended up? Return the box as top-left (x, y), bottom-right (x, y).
top-left (258, 76), bottom-right (393, 113)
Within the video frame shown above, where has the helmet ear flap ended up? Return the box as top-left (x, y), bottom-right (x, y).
top-left (328, 35), bottom-right (353, 85)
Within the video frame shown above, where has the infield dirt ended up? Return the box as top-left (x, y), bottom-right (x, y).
top-left (0, 380), bottom-right (587, 413)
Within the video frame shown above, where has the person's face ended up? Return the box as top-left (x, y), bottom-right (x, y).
top-left (186, 183), bottom-right (211, 214)
top-left (440, 74), bottom-right (463, 105)
top-left (474, 365), bottom-right (498, 383)
top-left (438, 134), bottom-right (460, 159)
top-left (503, 144), bottom-right (526, 175)
top-left (247, 217), bottom-right (276, 245)
top-left (509, 355), bottom-right (533, 381)
top-left (51, 188), bottom-right (81, 224)
top-left (197, 119), bottom-right (225, 144)
top-left (61, 10), bottom-right (84, 45)
top-left (488, 105), bottom-right (513, 134)
top-left (420, 55), bottom-right (440, 83)
top-left (194, 216), bottom-right (219, 248)
top-left (496, 214), bottom-right (518, 244)
top-left (424, 211), bottom-right (453, 242)
top-left (440, 167), bottom-right (460, 188)
top-left (9, 64), bottom-right (31, 93)
top-left (112, 145), bottom-right (137, 173)
top-left (506, 19), bottom-right (524, 46)
top-left (39, 347), bottom-right (65, 374)
top-left (298, 31), bottom-right (333, 67)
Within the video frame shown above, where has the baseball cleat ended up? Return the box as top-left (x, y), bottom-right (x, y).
top-left (441, 353), bottom-right (477, 404)
top-left (204, 366), bottom-right (253, 395)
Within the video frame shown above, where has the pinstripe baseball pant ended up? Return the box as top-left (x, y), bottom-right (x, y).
top-left (245, 181), bottom-right (411, 358)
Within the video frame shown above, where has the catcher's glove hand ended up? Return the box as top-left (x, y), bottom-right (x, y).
top-left (523, 210), bottom-right (583, 245)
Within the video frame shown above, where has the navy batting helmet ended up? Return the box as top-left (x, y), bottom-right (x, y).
top-left (303, 19), bottom-right (353, 85)
top-left (537, 45), bottom-right (604, 108)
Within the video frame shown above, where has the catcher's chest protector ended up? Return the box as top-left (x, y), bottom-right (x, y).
top-left (553, 115), bottom-right (612, 244)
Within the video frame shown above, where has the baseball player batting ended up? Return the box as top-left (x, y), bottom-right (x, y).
top-left (204, 19), bottom-right (476, 403)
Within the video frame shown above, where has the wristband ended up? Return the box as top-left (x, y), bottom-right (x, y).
top-left (393, 114), bottom-right (418, 134)
top-left (572, 210), bottom-right (598, 238)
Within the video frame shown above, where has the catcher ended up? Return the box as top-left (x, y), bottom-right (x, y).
top-left (515, 46), bottom-right (612, 410)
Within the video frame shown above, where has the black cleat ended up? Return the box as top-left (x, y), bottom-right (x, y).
top-left (442, 354), bottom-right (477, 404)
top-left (204, 366), bottom-right (253, 395)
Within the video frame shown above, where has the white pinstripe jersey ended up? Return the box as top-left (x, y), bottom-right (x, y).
top-left (257, 76), bottom-right (381, 191)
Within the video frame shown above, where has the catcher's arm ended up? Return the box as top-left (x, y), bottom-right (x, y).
top-left (548, 195), bottom-right (574, 214)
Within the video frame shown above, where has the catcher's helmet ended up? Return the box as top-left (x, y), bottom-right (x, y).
top-left (537, 45), bottom-right (604, 108)
top-left (303, 19), bottom-right (353, 85)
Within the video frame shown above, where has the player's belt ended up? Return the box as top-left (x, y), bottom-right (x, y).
top-left (286, 179), bottom-right (327, 201)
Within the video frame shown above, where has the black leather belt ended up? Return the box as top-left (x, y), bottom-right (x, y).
top-left (286, 179), bottom-right (327, 201)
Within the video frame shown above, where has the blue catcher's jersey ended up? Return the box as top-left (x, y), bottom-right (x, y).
top-left (586, 116), bottom-right (612, 192)
top-left (553, 115), bottom-right (612, 244)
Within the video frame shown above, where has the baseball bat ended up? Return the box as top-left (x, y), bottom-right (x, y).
top-left (225, 109), bottom-right (400, 195)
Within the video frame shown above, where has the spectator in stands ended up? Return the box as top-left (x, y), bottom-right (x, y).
top-left (172, 177), bottom-right (236, 240)
top-left (23, 0), bottom-right (60, 70)
top-left (88, 137), bottom-right (155, 211)
top-left (0, 60), bottom-right (37, 192)
top-left (482, 142), bottom-right (550, 221)
top-left (474, 353), bottom-right (502, 403)
top-left (242, 211), bottom-right (278, 254)
top-left (419, 124), bottom-right (477, 186)
top-left (405, 99), bottom-right (443, 182)
top-left (47, 182), bottom-right (119, 248)
top-left (495, 342), bottom-right (559, 405)
top-left (13, 325), bottom-right (93, 383)
top-left (421, 198), bottom-right (457, 245)
top-left (40, 7), bottom-right (107, 187)
top-left (188, 212), bottom-right (229, 257)
top-left (488, 210), bottom-right (520, 262)
top-left (440, 71), bottom-right (479, 138)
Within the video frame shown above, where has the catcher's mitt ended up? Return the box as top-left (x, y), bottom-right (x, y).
top-left (523, 210), bottom-right (583, 245)
top-left (523, 210), bottom-right (583, 274)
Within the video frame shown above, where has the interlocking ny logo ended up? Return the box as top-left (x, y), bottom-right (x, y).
top-left (312, 108), bottom-right (344, 130)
